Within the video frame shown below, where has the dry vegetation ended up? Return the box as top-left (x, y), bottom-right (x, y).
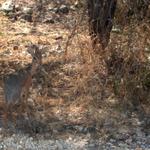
top-left (0, 0), bottom-right (149, 138)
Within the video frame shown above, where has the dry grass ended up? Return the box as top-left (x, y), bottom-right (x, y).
top-left (0, 0), bottom-right (149, 136)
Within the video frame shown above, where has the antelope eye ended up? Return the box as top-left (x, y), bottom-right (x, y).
top-left (22, 94), bottom-right (25, 98)
top-left (33, 56), bottom-right (37, 60)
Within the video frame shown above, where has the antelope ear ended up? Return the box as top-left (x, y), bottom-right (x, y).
top-left (38, 45), bottom-right (47, 55)
top-left (27, 49), bottom-right (34, 56)
top-left (27, 44), bottom-right (39, 56)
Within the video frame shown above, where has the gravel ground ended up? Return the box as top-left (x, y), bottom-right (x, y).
top-left (0, 130), bottom-right (149, 150)
top-left (0, 1), bottom-right (149, 150)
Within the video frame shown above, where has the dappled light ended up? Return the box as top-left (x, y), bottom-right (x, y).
top-left (0, 0), bottom-right (149, 149)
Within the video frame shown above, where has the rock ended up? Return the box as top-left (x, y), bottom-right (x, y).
top-left (56, 140), bottom-right (64, 150)
top-left (43, 18), bottom-right (55, 24)
top-left (15, 4), bottom-right (20, 11)
top-left (57, 5), bottom-right (69, 14)
top-left (22, 27), bottom-right (31, 34)
top-left (74, 0), bottom-right (83, 8)
top-left (0, 0), bottom-right (14, 13)
top-left (55, 36), bottom-right (63, 40)
top-left (20, 14), bottom-right (32, 22)
top-left (48, 5), bottom-right (55, 12)
top-left (22, 7), bottom-right (32, 14)
top-left (112, 27), bottom-right (121, 33)
top-left (145, 47), bottom-right (150, 52)
top-left (75, 126), bottom-right (84, 132)
top-left (19, 7), bottom-right (33, 22)
top-left (70, 5), bottom-right (76, 11)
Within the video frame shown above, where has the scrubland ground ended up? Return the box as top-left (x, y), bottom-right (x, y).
top-left (0, 0), bottom-right (149, 149)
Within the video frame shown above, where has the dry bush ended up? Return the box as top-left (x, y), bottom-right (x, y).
top-left (115, 0), bottom-right (150, 27)
top-left (104, 26), bottom-right (149, 114)
top-left (70, 1), bottom-right (150, 116)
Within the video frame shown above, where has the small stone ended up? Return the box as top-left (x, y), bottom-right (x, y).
top-left (112, 27), bottom-right (121, 33)
top-left (75, 126), bottom-right (84, 132)
top-left (0, 0), bottom-right (14, 12)
top-left (43, 18), bottom-right (55, 24)
top-left (15, 4), bottom-right (20, 11)
top-left (22, 7), bottom-right (32, 14)
top-left (89, 143), bottom-right (96, 147)
top-left (126, 138), bottom-right (132, 144)
top-left (57, 5), bottom-right (69, 14)
top-left (48, 5), bottom-right (55, 11)
top-left (20, 14), bottom-right (32, 22)
top-left (17, 145), bottom-right (22, 149)
top-left (22, 27), bottom-right (31, 34)
top-left (109, 138), bottom-right (116, 143)
top-left (56, 140), bottom-right (64, 150)
top-left (70, 5), bottom-right (76, 11)
top-left (68, 137), bottom-right (72, 141)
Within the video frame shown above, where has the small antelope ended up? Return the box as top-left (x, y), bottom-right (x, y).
top-left (3, 44), bottom-right (42, 127)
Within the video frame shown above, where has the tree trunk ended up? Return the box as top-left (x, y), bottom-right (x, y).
top-left (87, 0), bottom-right (117, 49)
